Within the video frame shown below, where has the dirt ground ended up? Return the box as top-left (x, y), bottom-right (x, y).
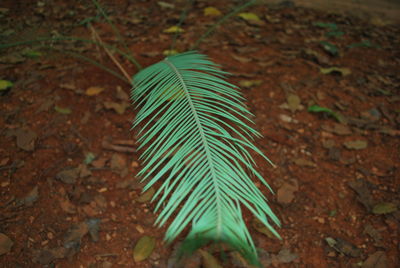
top-left (0, 0), bottom-right (399, 267)
top-left (266, 0), bottom-right (400, 24)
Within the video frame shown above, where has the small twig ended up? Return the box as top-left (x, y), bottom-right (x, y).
top-left (88, 167), bottom-right (110, 171)
top-left (38, 157), bottom-right (67, 181)
top-left (0, 213), bottom-right (19, 224)
top-left (90, 24), bottom-right (103, 57)
top-left (0, 165), bottom-right (15, 171)
top-left (102, 139), bottom-right (135, 153)
top-left (89, 24), bottom-right (132, 83)
top-left (112, 139), bottom-right (136, 146)
top-left (71, 125), bottom-right (91, 147)
top-left (0, 196), bottom-right (15, 209)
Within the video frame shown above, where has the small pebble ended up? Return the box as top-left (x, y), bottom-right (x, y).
top-left (136, 225), bottom-right (144, 233)
top-left (1, 181), bottom-right (10, 187)
top-left (47, 232), bottom-right (54, 240)
top-left (106, 234), bottom-right (112, 241)
top-left (131, 161), bottom-right (139, 168)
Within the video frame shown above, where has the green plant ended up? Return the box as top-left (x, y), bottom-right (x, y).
top-left (132, 51), bottom-right (280, 266)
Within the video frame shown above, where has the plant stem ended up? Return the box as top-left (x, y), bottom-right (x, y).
top-left (0, 36), bottom-right (142, 71)
top-left (63, 50), bottom-right (129, 83)
top-left (191, 0), bottom-right (258, 50)
top-left (91, 0), bottom-right (135, 64)
top-left (170, 0), bottom-right (195, 52)
top-left (89, 24), bottom-right (132, 82)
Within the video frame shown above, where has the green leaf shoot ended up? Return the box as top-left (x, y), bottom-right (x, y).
top-left (132, 51), bottom-right (280, 266)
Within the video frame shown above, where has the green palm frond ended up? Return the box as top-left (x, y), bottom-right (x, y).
top-left (132, 51), bottom-right (280, 266)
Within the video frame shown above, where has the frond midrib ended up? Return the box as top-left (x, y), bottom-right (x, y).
top-left (163, 58), bottom-right (223, 238)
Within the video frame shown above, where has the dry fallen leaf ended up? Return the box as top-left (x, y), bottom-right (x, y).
top-left (63, 221), bottom-right (89, 251)
top-left (59, 198), bottom-right (77, 214)
top-left (103, 101), bottom-right (129, 114)
top-left (230, 251), bottom-right (253, 268)
top-left (277, 182), bottom-right (298, 205)
top-left (0, 53), bottom-right (25, 64)
top-left (54, 105), bottom-right (72, 115)
top-left (163, 49), bottom-right (179, 56)
top-left (348, 179), bottom-right (374, 211)
top-left (137, 187), bottom-right (155, 203)
top-left (232, 54), bottom-right (252, 63)
top-left (252, 217), bottom-right (277, 239)
top-left (133, 236), bottom-right (156, 262)
top-left (163, 26), bottom-right (184, 34)
top-left (276, 248), bottom-right (298, 264)
top-left (116, 86), bottom-right (129, 101)
top-left (204, 7), bottom-right (221, 17)
top-left (362, 251), bottom-right (387, 268)
top-left (15, 128), bottom-right (37, 151)
top-left (363, 224), bottom-right (383, 247)
top-left (32, 247), bottom-right (68, 265)
top-left (302, 49), bottom-right (331, 65)
top-left (370, 17), bottom-right (390, 27)
top-left (23, 186), bottom-right (39, 206)
top-left (238, 12), bottom-right (264, 26)
top-left (0, 157), bottom-right (9, 167)
top-left (199, 249), bottom-right (223, 268)
top-left (37, 98), bottom-right (55, 113)
top-left (0, 79), bottom-right (13, 91)
top-left (85, 86), bottom-right (104, 96)
top-left (56, 168), bottom-right (79, 184)
top-left (157, 1), bottom-right (174, 9)
top-left (322, 124), bottom-right (352, 136)
top-left (372, 202), bottom-right (397, 215)
top-left (239, 80), bottom-right (262, 89)
top-left (332, 123), bottom-right (352, 135)
top-left (116, 178), bottom-right (142, 190)
top-left (159, 86), bottom-right (185, 101)
top-left (325, 237), bottom-right (361, 257)
top-left (320, 67), bottom-right (351, 76)
top-left (293, 158), bottom-right (316, 167)
top-left (110, 153), bottom-right (127, 171)
top-left (0, 233), bottom-right (13, 255)
top-left (343, 140), bottom-right (368, 150)
top-left (287, 94), bottom-right (301, 112)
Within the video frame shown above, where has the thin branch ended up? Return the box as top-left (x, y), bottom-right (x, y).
top-left (102, 139), bottom-right (136, 153)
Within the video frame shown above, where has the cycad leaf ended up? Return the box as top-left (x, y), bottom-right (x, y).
top-left (132, 51), bottom-right (280, 266)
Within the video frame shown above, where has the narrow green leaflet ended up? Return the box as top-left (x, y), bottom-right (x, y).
top-left (313, 22), bottom-right (338, 30)
top-left (131, 51), bottom-right (280, 266)
top-left (54, 105), bottom-right (72, 115)
top-left (308, 105), bottom-right (341, 122)
top-left (325, 31), bottom-right (344, 38)
top-left (347, 40), bottom-right (378, 49)
top-left (0, 79), bottom-right (13, 91)
top-left (320, 41), bottom-right (339, 56)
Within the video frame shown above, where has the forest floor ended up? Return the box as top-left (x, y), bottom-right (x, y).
top-left (0, 0), bottom-right (399, 267)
